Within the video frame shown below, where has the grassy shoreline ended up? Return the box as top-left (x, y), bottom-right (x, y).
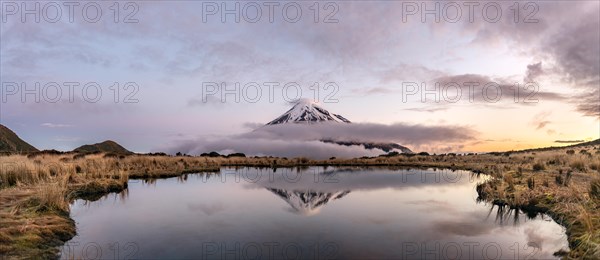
top-left (1, 146), bottom-right (599, 259)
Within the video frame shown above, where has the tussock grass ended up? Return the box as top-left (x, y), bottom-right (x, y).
top-left (471, 146), bottom-right (600, 259)
top-left (591, 180), bottom-right (600, 200)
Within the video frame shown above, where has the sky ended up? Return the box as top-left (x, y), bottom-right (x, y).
top-left (1, 0), bottom-right (599, 156)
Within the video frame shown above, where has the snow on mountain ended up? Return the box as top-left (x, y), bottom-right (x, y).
top-left (266, 99), bottom-right (351, 125)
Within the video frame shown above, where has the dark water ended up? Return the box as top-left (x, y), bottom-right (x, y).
top-left (61, 167), bottom-right (568, 259)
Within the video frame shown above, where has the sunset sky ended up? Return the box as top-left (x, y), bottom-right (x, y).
top-left (1, 1), bottom-right (598, 155)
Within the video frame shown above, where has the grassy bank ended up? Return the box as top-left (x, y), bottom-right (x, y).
top-left (0, 153), bottom-right (219, 258)
top-left (1, 145), bottom-right (599, 258)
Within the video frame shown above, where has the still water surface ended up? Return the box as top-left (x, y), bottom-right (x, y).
top-left (61, 167), bottom-right (568, 259)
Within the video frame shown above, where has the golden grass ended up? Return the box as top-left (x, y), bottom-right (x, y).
top-left (0, 145), bottom-right (599, 258)
top-left (471, 146), bottom-right (600, 259)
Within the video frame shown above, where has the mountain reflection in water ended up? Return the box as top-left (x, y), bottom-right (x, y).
top-left (63, 167), bottom-right (568, 259)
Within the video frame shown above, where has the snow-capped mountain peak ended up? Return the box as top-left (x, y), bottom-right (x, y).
top-left (266, 99), bottom-right (351, 125)
top-left (262, 98), bottom-right (414, 154)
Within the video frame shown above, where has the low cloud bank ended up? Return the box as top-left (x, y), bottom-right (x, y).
top-left (161, 123), bottom-right (477, 159)
top-left (554, 140), bottom-right (584, 144)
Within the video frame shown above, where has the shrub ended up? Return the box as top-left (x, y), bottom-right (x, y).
top-left (504, 174), bottom-right (515, 191)
top-left (226, 153), bottom-right (246, 158)
top-left (565, 170), bottom-right (573, 186)
top-left (566, 150), bottom-right (575, 155)
top-left (33, 184), bottom-right (68, 213)
top-left (103, 153), bottom-right (119, 158)
top-left (542, 179), bottom-right (549, 187)
top-left (590, 162), bottom-right (600, 172)
top-left (527, 177), bottom-right (535, 190)
top-left (49, 167), bottom-right (58, 176)
top-left (73, 153), bottom-right (86, 160)
top-left (555, 174), bottom-right (563, 185)
top-left (532, 162), bottom-right (545, 171)
top-left (201, 152), bottom-right (221, 157)
top-left (570, 160), bottom-right (585, 171)
top-left (297, 157), bottom-right (310, 164)
top-left (590, 179), bottom-right (600, 200)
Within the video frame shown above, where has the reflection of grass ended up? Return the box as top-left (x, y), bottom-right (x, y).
top-left (1, 145), bottom-right (599, 258)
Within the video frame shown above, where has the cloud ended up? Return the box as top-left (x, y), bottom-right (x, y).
top-left (431, 73), bottom-right (568, 105)
top-left (165, 138), bottom-right (385, 159)
top-left (554, 140), bottom-right (584, 144)
top-left (380, 64), bottom-right (444, 83)
top-left (535, 121), bottom-right (551, 130)
top-left (352, 87), bottom-right (394, 95)
top-left (427, 2), bottom-right (599, 118)
top-left (403, 107), bottom-right (448, 113)
top-left (53, 136), bottom-right (82, 142)
top-left (524, 62), bottom-right (543, 82)
top-left (3, 0), bottom-right (598, 152)
top-left (544, 9), bottom-right (600, 89)
top-left (530, 111), bottom-right (552, 130)
top-left (41, 123), bottom-right (73, 128)
top-left (242, 122), bottom-right (264, 130)
top-left (161, 122), bottom-right (477, 158)
top-left (535, 3), bottom-right (599, 118)
top-left (187, 95), bottom-right (224, 107)
top-left (244, 123), bottom-right (476, 145)
top-left (571, 89), bottom-right (600, 118)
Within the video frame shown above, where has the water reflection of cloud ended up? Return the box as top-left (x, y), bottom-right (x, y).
top-left (525, 227), bottom-right (544, 250)
top-left (432, 219), bottom-right (494, 237)
top-left (232, 167), bottom-right (480, 216)
top-left (236, 167), bottom-right (477, 193)
top-left (187, 202), bottom-right (226, 216)
top-left (405, 199), bottom-right (458, 214)
top-left (365, 217), bottom-right (392, 225)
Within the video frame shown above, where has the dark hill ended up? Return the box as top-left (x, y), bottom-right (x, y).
top-left (73, 140), bottom-right (132, 154)
top-left (0, 124), bottom-right (39, 153)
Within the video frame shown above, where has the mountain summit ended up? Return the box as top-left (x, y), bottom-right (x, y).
top-left (266, 99), bottom-right (351, 125)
